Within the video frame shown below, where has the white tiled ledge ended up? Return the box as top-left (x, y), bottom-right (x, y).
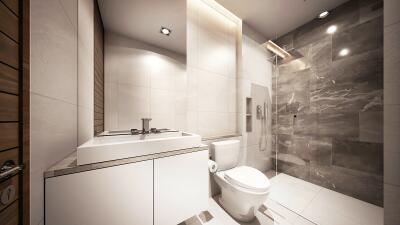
top-left (201, 134), bottom-right (241, 141)
top-left (44, 145), bottom-right (208, 179)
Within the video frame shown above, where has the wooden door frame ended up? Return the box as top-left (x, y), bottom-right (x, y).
top-left (21, 0), bottom-right (30, 224)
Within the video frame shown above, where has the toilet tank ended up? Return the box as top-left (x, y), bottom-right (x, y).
top-left (211, 140), bottom-right (240, 171)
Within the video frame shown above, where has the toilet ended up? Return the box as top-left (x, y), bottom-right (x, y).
top-left (211, 140), bottom-right (270, 222)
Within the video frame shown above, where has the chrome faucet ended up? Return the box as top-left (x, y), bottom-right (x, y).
top-left (141, 118), bottom-right (152, 133)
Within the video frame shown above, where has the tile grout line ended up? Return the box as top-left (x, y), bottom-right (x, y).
top-left (300, 186), bottom-right (323, 215)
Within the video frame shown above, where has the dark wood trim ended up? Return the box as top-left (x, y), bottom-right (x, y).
top-left (21, 0), bottom-right (30, 223)
top-left (0, 200), bottom-right (19, 225)
top-left (0, 31), bottom-right (19, 69)
top-left (0, 123), bottom-right (18, 151)
top-left (0, 62), bottom-right (18, 95)
top-left (0, 0), bottom-right (27, 223)
top-left (0, 174), bottom-right (19, 212)
top-left (0, 1), bottom-right (19, 42)
top-left (0, 92), bottom-right (18, 121)
top-left (1, 0), bottom-right (19, 16)
top-left (94, 0), bottom-right (104, 135)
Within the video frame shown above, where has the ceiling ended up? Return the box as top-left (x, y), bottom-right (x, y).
top-left (98, 0), bottom-right (186, 55)
top-left (216, 0), bottom-right (350, 40)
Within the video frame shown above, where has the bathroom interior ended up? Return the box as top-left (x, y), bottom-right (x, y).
top-left (0, 0), bottom-right (399, 224)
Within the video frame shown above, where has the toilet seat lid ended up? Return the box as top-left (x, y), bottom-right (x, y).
top-left (224, 166), bottom-right (270, 192)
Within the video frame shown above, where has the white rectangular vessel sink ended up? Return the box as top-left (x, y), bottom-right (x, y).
top-left (77, 131), bottom-right (202, 165)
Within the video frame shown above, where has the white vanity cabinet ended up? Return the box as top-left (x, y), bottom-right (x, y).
top-left (45, 149), bottom-right (208, 225)
top-left (45, 160), bottom-right (154, 225)
top-left (154, 150), bottom-right (209, 225)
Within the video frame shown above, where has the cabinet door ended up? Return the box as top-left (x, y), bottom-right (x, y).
top-left (154, 150), bottom-right (209, 225)
top-left (45, 160), bottom-right (153, 225)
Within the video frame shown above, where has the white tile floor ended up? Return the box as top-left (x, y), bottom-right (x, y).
top-left (206, 173), bottom-right (383, 225)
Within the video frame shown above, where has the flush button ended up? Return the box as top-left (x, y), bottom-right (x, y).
top-left (1, 185), bottom-right (16, 205)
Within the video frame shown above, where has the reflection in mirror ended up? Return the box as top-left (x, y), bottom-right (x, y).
top-left (97, 0), bottom-right (187, 135)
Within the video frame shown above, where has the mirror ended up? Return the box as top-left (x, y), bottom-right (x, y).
top-left (100, 0), bottom-right (187, 134)
top-left (79, 0), bottom-right (242, 141)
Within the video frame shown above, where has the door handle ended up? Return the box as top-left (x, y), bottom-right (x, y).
top-left (0, 161), bottom-right (23, 181)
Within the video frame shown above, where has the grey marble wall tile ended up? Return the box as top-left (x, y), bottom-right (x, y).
top-left (293, 113), bottom-right (318, 136)
top-left (276, 160), bottom-right (310, 181)
top-left (275, 134), bottom-right (292, 153)
top-left (198, 211), bottom-right (213, 223)
top-left (289, 135), bottom-right (311, 161)
top-left (271, 134), bottom-right (277, 153)
top-left (272, 113), bottom-right (318, 137)
top-left (291, 0), bottom-right (360, 49)
top-left (372, 179), bottom-right (384, 208)
top-left (309, 165), bottom-right (383, 206)
top-left (277, 57), bottom-right (311, 76)
top-left (359, 110), bottom-right (383, 143)
top-left (275, 134), bottom-right (311, 162)
top-left (308, 37), bottom-right (332, 80)
top-left (332, 139), bottom-right (383, 174)
top-left (272, 114), bottom-right (294, 135)
top-left (311, 48), bottom-right (383, 114)
top-left (276, 69), bottom-right (312, 114)
top-left (309, 137), bottom-right (332, 166)
top-left (311, 87), bottom-right (383, 115)
top-left (359, 0), bottom-right (383, 24)
top-left (177, 215), bottom-right (202, 225)
top-left (272, 0), bottom-right (383, 206)
top-left (332, 16), bottom-right (383, 61)
top-left (273, 103), bottom-right (301, 115)
top-left (317, 112), bottom-right (359, 138)
top-left (275, 32), bottom-right (294, 51)
top-left (329, 48), bottom-right (383, 87)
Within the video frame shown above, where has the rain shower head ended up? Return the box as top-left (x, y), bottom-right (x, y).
top-left (263, 40), bottom-right (291, 59)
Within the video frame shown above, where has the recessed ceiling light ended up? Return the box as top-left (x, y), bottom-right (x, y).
top-left (318, 11), bottom-right (329, 19)
top-left (326, 25), bottom-right (337, 34)
top-left (339, 48), bottom-right (350, 57)
top-left (160, 27), bottom-right (171, 36)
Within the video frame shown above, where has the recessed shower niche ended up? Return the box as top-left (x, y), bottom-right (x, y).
top-left (246, 97), bottom-right (252, 132)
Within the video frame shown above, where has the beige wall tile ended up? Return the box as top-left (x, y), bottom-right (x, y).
top-left (77, 0), bottom-right (94, 144)
top-left (31, 0), bottom-right (77, 104)
top-left (384, 82), bottom-right (400, 105)
top-left (384, 1), bottom-right (400, 224)
top-left (186, 111), bottom-right (199, 133)
top-left (384, 151), bottom-right (400, 185)
top-left (78, 106), bottom-right (94, 145)
top-left (384, 110), bottom-right (398, 151)
top-left (78, 45), bottom-right (94, 109)
top-left (150, 89), bottom-right (176, 115)
top-left (384, 184), bottom-right (400, 225)
top-left (104, 82), bottom-right (118, 131)
top-left (384, 23), bottom-right (400, 84)
top-left (114, 49), bottom-right (150, 87)
top-left (118, 84), bottom-right (150, 115)
top-left (30, 94), bottom-right (77, 225)
top-left (77, 0), bottom-right (94, 49)
top-left (31, 0), bottom-right (79, 224)
top-left (384, 133), bottom-right (400, 153)
top-left (104, 33), bottom-right (186, 131)
top-left (197, 29), bottom-right (236, 77)
top-left (384, 0), bottom-right (400, 26)
top-left (59, 0), bottom-right (77, 28)
top-left (186, 0), bottom-right (240, 138)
